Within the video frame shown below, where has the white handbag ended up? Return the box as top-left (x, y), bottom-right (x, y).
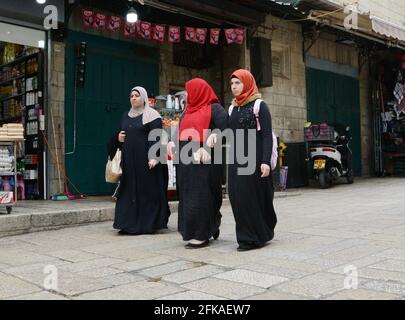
top-left (105, 149), bottom-right (122, 183)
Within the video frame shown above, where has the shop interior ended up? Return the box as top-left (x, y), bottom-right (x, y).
top-left (0, 22), bottom-right (45, 200)
top-left (374, 49), bottom-right (405, 176)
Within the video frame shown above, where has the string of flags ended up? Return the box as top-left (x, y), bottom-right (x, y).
top-left (82, 9), bottom-right (246, 45)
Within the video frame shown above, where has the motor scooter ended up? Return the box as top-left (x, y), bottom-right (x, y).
top-left (308, 126), bottom-right (354, 189)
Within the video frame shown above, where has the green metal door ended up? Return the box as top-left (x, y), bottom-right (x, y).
top-left (65, 32), bottom-right (159, 195)
top-left (306, 67), bottom-right (362, 176)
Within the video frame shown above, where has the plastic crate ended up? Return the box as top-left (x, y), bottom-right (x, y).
top-left (304, 123), bottom-right (335, 142)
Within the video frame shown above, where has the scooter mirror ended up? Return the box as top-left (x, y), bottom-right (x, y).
top-left (346, 126), bottom-right (350, 132)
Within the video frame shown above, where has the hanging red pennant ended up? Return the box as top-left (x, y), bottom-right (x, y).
top-left (168, 26), bottom-right (181, 43)
top-left (138, 21), bottom-right (152, 39)
top-left (152, 25), bottom-right (166, 42)
top-left (123, 22), bottom-right (136, 37)
top-left (93, 13), bottom-right (107, 30)
top-left (234, 28), bottom-right (245, 45)
top-left (195, 28), bottom-right (207, 44)
top-left (225, 29), bottom-right (236, 44)
top-left (185, 27), bottom-right (197, 42)
top-left (82, 9), bottom-right (94, 27)
top-left (210, 28), bottom-right (220, 45)
top-left (107, 16), bottom-right (122, 32)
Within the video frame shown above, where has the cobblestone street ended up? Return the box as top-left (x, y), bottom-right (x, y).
top-left (1, 177), bottom-right (405, 300)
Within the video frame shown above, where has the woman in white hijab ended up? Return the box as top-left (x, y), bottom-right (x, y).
top-left (112, 86), bottom-right (170, 235)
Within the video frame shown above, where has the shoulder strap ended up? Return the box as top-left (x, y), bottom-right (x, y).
top-left (253, 99), bottom-right (262, 131)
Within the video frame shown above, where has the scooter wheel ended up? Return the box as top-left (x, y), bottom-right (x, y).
top-left (319, 171), bottom-right (330, 189)
top-left (6, 206), bottom-right (12, 214)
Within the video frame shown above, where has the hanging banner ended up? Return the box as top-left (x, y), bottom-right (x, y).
top-left (224, 29), bottom-right (236, 44)
top-left (107, 16), bottom-right (122, 32)
top-left (168, 26), bottom-right (181, 43)
top-left (93, 13), bottom-right (107, 30)
top-left (123, 21), bottom-right (136, 37)
top-left (195, 28), bottom-right (207, 44)
top-left (234, 28), bottom-right (245, 45)
top-left (153, 24), bottom-right (166, 42)
top-left (210, 28), bottom-right (220, 45)
top-left (185, 27), bottom-right (197, 42)
top-left (81, 9), bottom-right (245, 46)
top-left (82, 9), bottom-right (94, 27)
top-left (138, 21), bottom-right (152, 39)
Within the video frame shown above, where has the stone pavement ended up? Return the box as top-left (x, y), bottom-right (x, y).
top-left (1, 177), bottom-right (405, 300)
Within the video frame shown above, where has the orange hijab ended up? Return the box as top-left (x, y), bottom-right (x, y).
top-left (231, 69), bottom-right (260, 106)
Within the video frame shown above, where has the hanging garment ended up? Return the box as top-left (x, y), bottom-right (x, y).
top-left (394, 82), bottom-right (404, 104)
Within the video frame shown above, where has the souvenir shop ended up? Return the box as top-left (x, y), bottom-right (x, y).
top-left (0, 22), bottom-right (46, 200)
top-left (372, 51), bottom-right (405, 176)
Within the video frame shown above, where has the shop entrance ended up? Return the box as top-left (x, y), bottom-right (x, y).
top-left (0, 22), bottom-right (46, 200)
top-left (306, 67), bottom-right (362, 176)
top-left (65, 32), bottom-right (159, 195)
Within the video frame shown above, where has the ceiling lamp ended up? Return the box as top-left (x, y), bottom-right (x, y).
top-left (126, 6), bottom-right (138, 23)
top-left (36, 0), bottom-right (46, 4)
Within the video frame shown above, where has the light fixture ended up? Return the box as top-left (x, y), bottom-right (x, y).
top-left (126, 7), bottom-right (138, 23)
top-left (36, 0), bottom-right (46, 4)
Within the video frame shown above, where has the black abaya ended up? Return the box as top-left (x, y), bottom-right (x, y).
top-left (113, 113), bottom-right (170, 234)
top-left (228, 100), bottom-right (277, 246)
top-left (176, 104), bottom-right (228, 241)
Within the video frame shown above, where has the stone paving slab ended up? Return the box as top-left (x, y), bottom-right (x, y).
top-left (273, 272), bottom-right (361, 299)
top-left (213, 269), bottom-right (288, 289)
top-left (162, 265), bottom-right (226, 285)
top-left (74, 281), bottom-right (184, 300)
top-left (6, 291), bottom-right (69, 300)
top-left (0, 272), bottom-right (42, 299)
top-left (157, 290), bottom-right (226, 300)
top-left (323, 289), bottom-right (400, 300)
top-left (182, 278), bottom-right (266, 300)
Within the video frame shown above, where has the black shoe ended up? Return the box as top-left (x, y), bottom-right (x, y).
top-left (185, 240), bottom-right (209, 249)
top-left (213, 230), bottom-right (220, 240)
top-left (118, 230), bottom-right (138, 235)
top-left (237, 242), bottom-right (263, 252)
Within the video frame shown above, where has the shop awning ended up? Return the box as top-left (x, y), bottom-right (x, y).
top-left (0, 0), bottom-right (64, 29)
top-left (371, 16), bottom-right (405, 43)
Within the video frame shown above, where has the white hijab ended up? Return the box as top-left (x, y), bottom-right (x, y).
top-left (128, 86), bottom-right (161, 125)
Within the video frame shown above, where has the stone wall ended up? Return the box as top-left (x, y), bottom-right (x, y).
top-left (47, 42), bottom-right (66, 196)
top-left (246, 16), bottom-right (307, 143)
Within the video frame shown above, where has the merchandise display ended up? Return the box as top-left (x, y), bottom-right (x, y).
top-left (0, 42), bottom-right (44, 199)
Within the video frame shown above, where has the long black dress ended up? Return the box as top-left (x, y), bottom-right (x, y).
top-left (228, 100), bottom-right (277, 246)
top-left (176, 104), bottom-right (228, 241)
top-left (113, 113), bottom-right (170, 234)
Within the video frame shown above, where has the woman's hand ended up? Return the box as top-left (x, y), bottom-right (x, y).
top-left (194, 148), bottom-right (211, 163)
top-left (261, 164), bottom-right (270, 177)
top-left (167, 141), bottom-right (176, 159)
top-left (148, 159), bottom-right (158, 169)
top-left (206, 133), bottom-right (218, 148)
top-left (118, 131), bottom-right (126, 143)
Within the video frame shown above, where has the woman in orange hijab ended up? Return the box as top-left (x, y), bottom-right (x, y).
top-left (167, 78), bottom-right (228, 249)
top-left (228, 69), bottom-right (277, 251)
